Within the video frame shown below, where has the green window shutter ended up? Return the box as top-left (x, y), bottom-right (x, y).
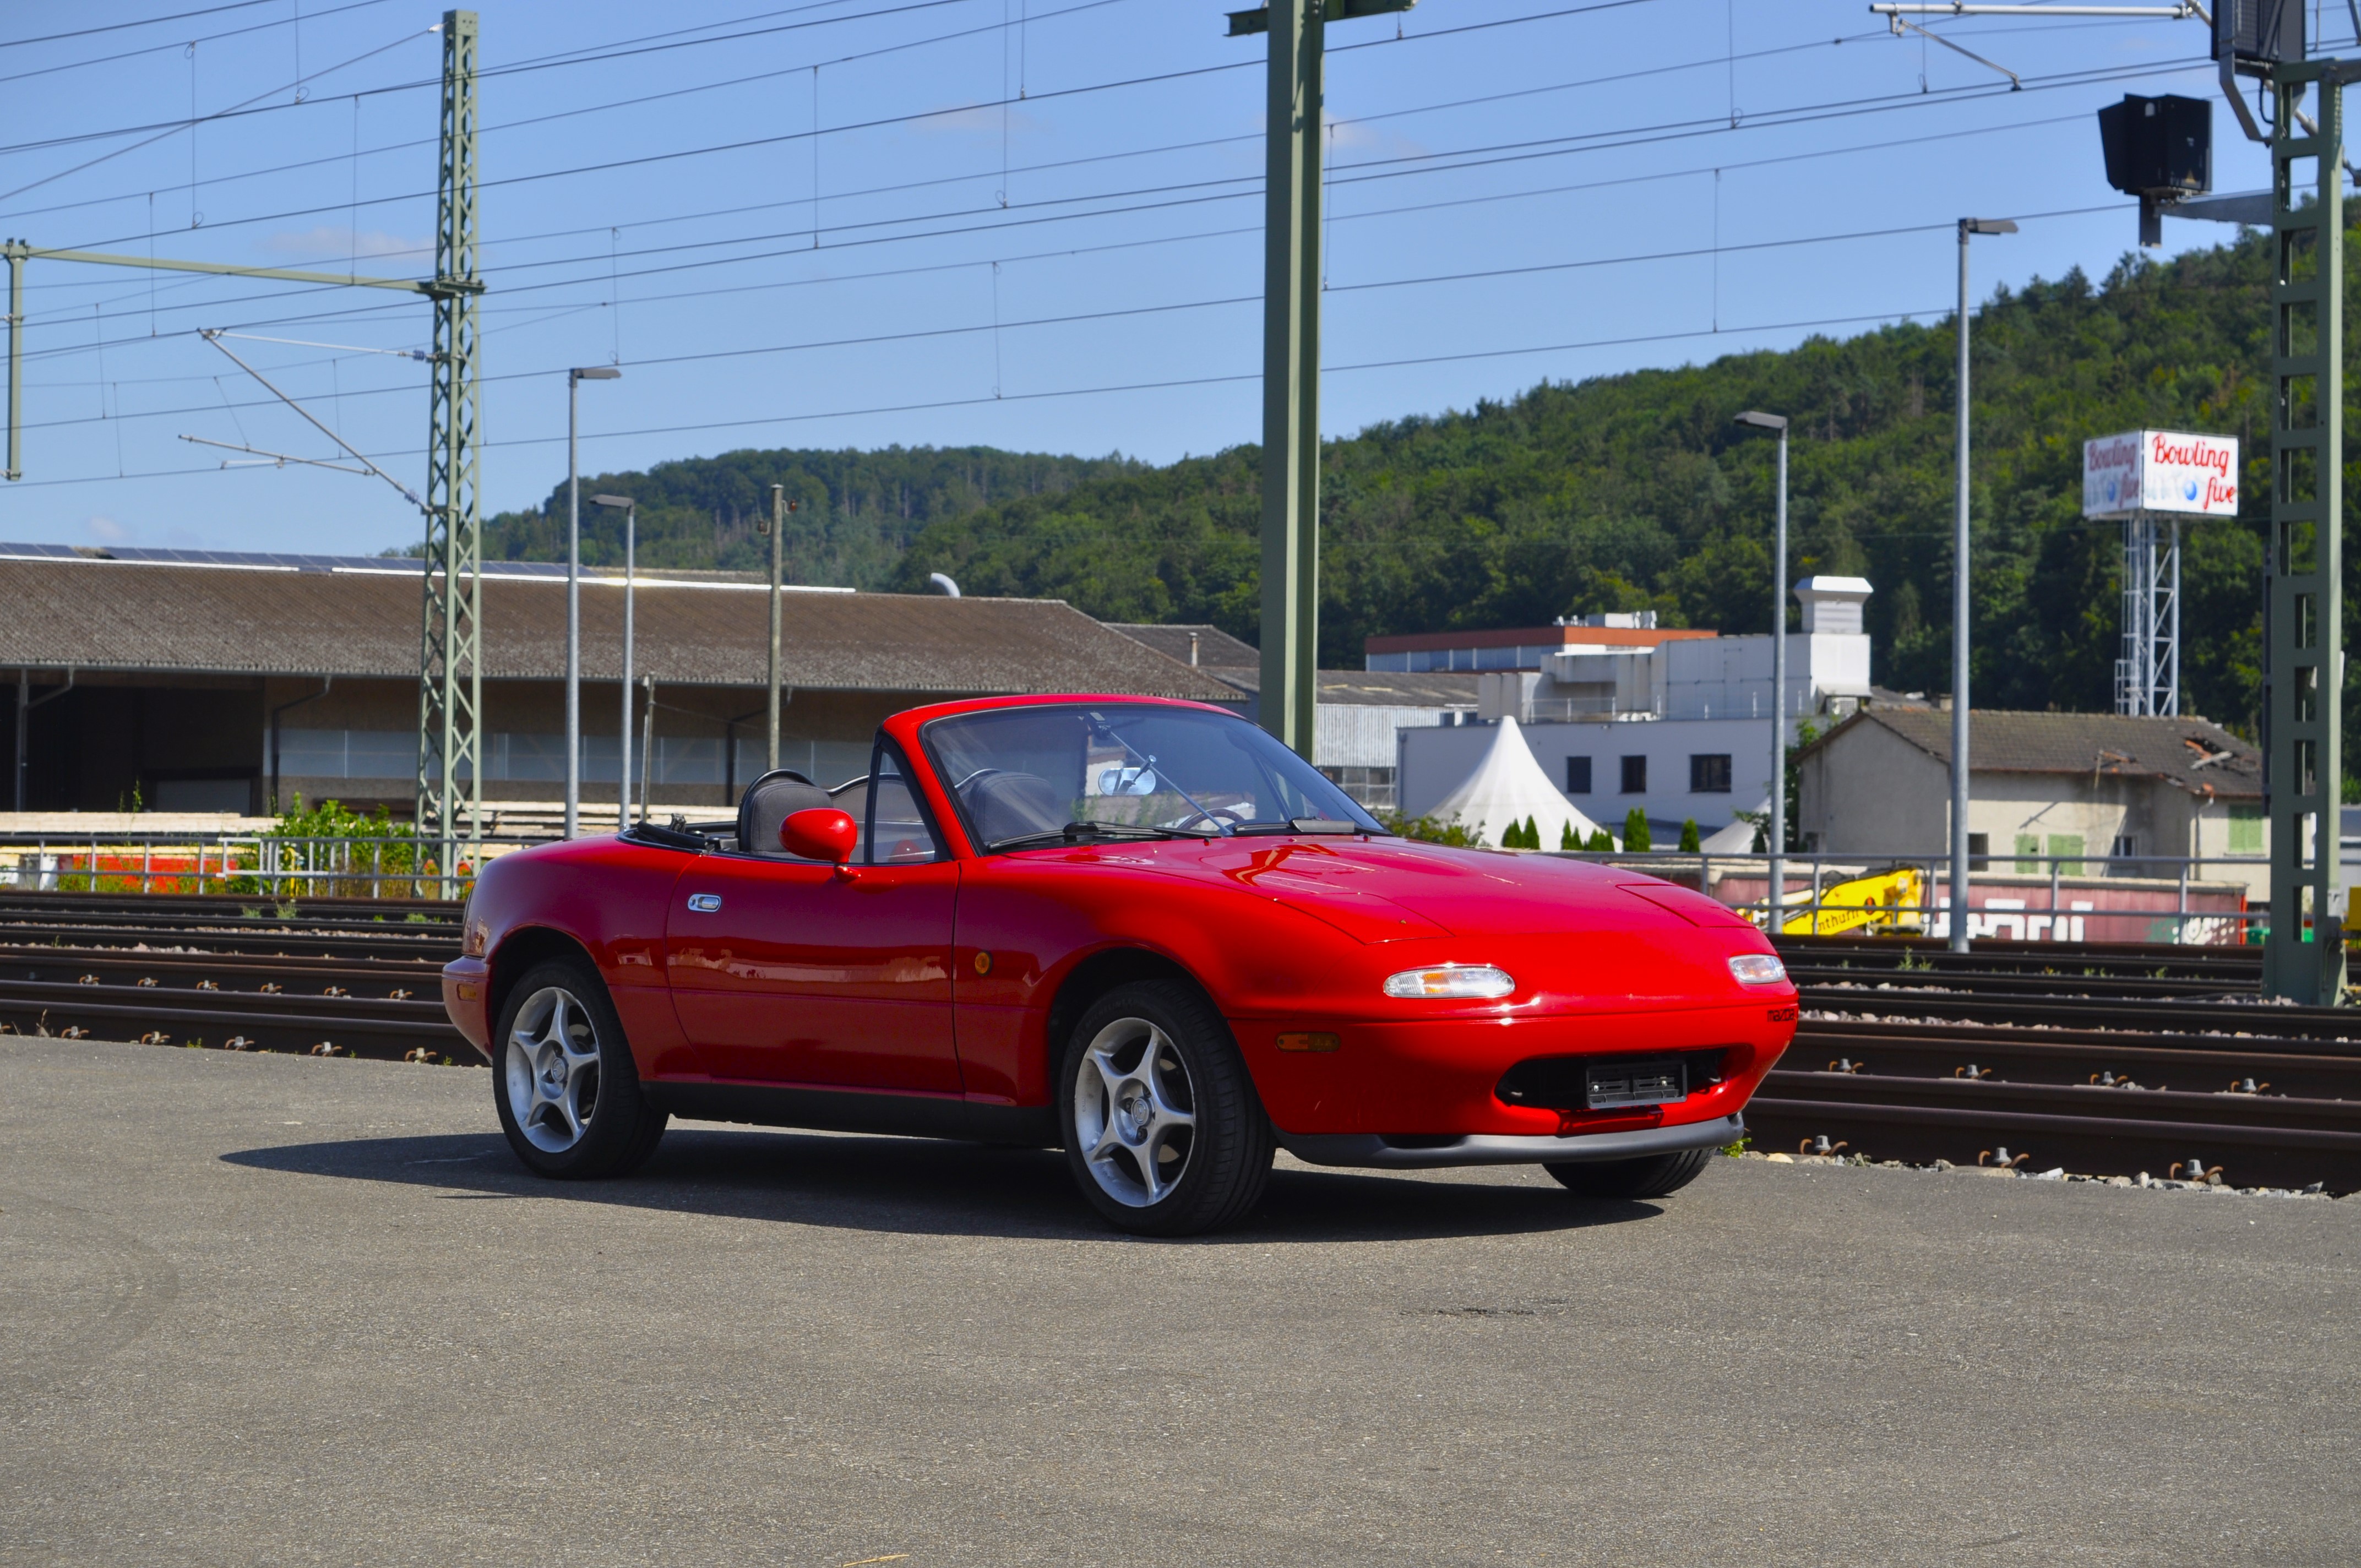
top-left (2046, 834), bottom-right (2085, 877)
top-left (2015, 833), bottom-right (2042, 874)
top-left (2228, 805), bottom-right (2265, 854)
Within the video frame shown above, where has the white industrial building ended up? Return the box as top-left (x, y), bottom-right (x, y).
top-left (1397, 579), bottom-right (1876, 836)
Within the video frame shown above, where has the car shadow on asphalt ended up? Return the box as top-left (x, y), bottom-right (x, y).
top-left (221, 1125), bottom-right (1670, 1244)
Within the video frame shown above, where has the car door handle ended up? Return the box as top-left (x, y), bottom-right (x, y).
top-left (686, 892), bottom-right (722, 913)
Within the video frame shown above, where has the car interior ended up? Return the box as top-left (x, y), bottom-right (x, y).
top-left (736, 769), bottom-right (831, 857)
top-left (954, 767), bottom-right (1068, 847)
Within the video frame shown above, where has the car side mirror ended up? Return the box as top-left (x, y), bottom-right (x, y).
top-left (781, 807), bottom-right (859, 877)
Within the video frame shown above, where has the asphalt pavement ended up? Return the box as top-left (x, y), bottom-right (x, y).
top-left (4, 1037), bottom-right (2358, 1566)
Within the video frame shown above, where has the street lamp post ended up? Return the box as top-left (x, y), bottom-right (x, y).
top-left (564, 366), bottom-right (620, 840)
top-left (1953, 217), bottom-right (2016, 952)
top-left (1736, 410), bottom-right (1789, 933)
top-left (592, 493), bottom-right (636, 830)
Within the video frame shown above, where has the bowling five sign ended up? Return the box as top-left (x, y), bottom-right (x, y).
top-left (2081, 429), bottom-right (2240, 518)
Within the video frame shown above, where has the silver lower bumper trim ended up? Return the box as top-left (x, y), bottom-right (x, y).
top-left (1276, 1113), bottom-right (1744, 1170)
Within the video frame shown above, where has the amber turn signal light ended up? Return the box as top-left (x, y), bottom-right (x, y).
top-left (1276, 1032), bottom-right (1341, 1053)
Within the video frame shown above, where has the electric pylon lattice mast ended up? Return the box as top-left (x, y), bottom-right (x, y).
top-left (417, 9), bottom-right (484, 888)
top-left (2262, 59), bottom-right (2347, 1004)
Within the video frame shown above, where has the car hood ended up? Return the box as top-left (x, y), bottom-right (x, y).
top-left (1054, 835), bottom-right (1747, 944)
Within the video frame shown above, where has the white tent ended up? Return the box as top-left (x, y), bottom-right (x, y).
top-left (1427, 716), bottom-right (1612, 848)
top-left (1699, 803), bottom-right (1769, 854)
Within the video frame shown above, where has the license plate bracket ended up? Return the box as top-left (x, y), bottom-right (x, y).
top-left (1584, 1057), bottom-right (1686, 1109)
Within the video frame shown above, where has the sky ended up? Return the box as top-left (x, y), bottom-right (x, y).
top-left (0, 0), bottom-right (2319, 557)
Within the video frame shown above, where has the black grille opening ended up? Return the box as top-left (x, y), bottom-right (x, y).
top-left (1496, 1048), bottom-right (1730, 1112)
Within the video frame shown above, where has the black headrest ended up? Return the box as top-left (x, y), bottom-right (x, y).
top-left (960, 769), bottom-right (1067, 848)
top-left (738, 769), bottom-right (833, 856)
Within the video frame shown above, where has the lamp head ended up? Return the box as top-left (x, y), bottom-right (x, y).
top-left (1961, 218), bottom-right (2019, 236)
top-left (1734, 410), bottom-right (1788, 433)
top-left (591, 494), bottom-right (634, 510)
top-left (572, 366), bottom-right (622, 382)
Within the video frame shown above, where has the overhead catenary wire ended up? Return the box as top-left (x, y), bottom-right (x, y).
top-left (0, 0), bottom-right (401, 91)
top-left (0, 23), bottom-right (443, 208)
top-left (29, 22), bottom-right (2151, 260)
top-left (0, 0), bottom-right (1130, 167)
top-left (1, 2), bottom-right (2238, 522)
top-left (4, 39), bottom-right (2200, 382)
top-left (8, 0), bottom-right (2172, 233)
top-left (11, 197), bottom-right (2137, 427)
top-left (18, 47), bottom-right (2214, 341)
top-left (3, 18), bottom-right (1880, 237)
top-left (4, 300), bottom-right (2018, 494)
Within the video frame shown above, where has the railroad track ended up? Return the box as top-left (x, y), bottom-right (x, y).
top-left (0, 892), bottom-right (465, 1060)
top-left (0, 889), bottom-right (461, 963)
top-left (1756, 934), bottom-right (2357, 1188)
top-left (0, 895), bottom-right (2351, 1188)
top-left (1776, 933), bottom-right (2265, 984)
top-left (1786, 966), bottom-right (2263, 1003)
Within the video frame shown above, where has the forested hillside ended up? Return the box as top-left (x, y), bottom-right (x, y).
top-left (484, 228), bottom-right (2313, 736)
top-left (479, 445), bottom-right (1144, 588)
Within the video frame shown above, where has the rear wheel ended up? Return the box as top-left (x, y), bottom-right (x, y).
top-left (1544, 1146), bottom-right (1713, 1200)
top-left (1059, 979), bottom-right (1272, 1237)
top-left (492, 957), bottom-right (667, 1179)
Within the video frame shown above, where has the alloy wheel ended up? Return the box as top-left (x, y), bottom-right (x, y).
top-left (1071, 1015), bottom-right (1198, 1207)
top-left (504, 984), bottom-right (602, 1153)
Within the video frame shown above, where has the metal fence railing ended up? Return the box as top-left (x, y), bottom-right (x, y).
top-left (1546, 848), bottom-right (2276, 945)
top-left (0, 831), bottom-right (545, 901)
top-left (0, 830), bottom-right (2304, 944)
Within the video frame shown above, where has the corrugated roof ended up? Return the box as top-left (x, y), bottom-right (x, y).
top-left (0, 555), bottom-right (1242, 701)
top-left (1105, 622), bottom-right (1260, 667)
top-left (1807, 709), bottom-right (2261, 798)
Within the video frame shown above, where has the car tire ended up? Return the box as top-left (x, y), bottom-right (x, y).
top-left (491, 957), bottom-right (667, 1179)
top-left (1058, 978), bottom-right (1273, 1237)
top-left (1543, 1146), bottom-right (1713, 1200)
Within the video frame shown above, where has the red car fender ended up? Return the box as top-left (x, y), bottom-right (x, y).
top-left (442, 836), bottom-right (699, 1077)
top-left (949, 850), bottom-right (1375, 1105)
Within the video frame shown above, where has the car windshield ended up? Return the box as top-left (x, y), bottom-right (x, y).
top-left (923, 703), bottom-right (1386, 851)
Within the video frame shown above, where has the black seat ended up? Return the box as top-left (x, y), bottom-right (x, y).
top-left (737, 769), bottom-right (833, 856)
top-left (960, 769), bottom-right (1067, 847)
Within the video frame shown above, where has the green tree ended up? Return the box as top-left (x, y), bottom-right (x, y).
top-left (1382, 812), bottom-right (1486, 847)
top-left (1559, 819), bottom-right (1579, 850)
top-left (472, 227), bottom-right (2353, 763)
top-left (1624, 808), bottom-right (1652, 852)
top-left (1679, 818), bottom-right (1701, 852)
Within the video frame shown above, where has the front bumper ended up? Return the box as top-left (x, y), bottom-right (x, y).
top-left (1277, 1113), bottom-right (1743, 1169)
top-left (440, 956), bottom-right (492, 1057)
top-left (1238, 1003), bottom-right (1793, 1138)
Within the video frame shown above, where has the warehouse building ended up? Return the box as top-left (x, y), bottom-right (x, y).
top-left (1794, 707), bottom-right (2267, 895)
top-left (0, 544), bottom-right (1236, 824)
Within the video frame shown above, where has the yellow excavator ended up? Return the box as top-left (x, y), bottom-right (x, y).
top-left (1774, 864), bottom-right (1927, 937)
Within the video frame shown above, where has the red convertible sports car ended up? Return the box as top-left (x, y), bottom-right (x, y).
top-left (442, 694), bottom-right (1796, 1234)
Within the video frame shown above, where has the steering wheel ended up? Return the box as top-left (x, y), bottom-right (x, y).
top-left (1171, 804), bottom-right (1250, 833)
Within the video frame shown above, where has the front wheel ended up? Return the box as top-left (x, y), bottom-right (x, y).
top-left (492, 957), bottom-right (667, 1179)
top-left (1059, 979), bottom-right (1273, 1237)
top-left (1544, 1146), bottom-right (1713, 1200)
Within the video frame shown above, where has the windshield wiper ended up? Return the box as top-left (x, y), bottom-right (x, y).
top-left (1085, 716), bottom-right (1235, 837)
top-left (1229, 818), bottom-right (1367, 836)
top-left (988, 820), bottom-right (1210, 852)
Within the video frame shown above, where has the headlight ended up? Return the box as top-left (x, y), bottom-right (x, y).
top-left (1383, 964), bottom-right (1515, 999)
top-left (1728, 953), bottom-right (1787, 986)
